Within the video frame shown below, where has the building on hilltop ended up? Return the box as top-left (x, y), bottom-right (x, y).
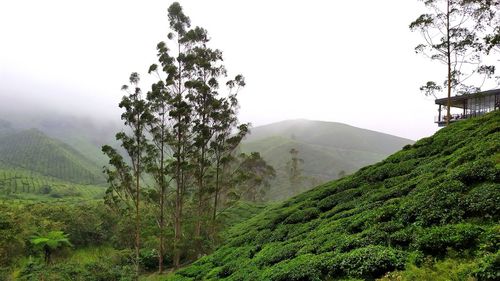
top-left (435, 89), bottom-right (500, 127)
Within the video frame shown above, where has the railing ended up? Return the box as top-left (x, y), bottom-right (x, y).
top-left (434, 111), bottom-right (492, 123)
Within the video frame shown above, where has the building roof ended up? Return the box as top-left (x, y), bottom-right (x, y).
top-left (435, 88), bottom-right (500, 107)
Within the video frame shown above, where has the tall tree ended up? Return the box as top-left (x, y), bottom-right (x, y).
top-left (210, 83), bottom-right (248, 223)
top-left (144, 79), bottom-right (173, 273)
top-left (410, 0), bottom-right (497, 125)
top-left (102, 72), bottom-right (150, 280)
top-left (185, 27), bottom-right (225, 251)
top-left (287, 148), bottom-right (303, 195)
top-left (236, 152), bottom-right (276, 202)
top-left (148, 2), bottom-right (196, 268)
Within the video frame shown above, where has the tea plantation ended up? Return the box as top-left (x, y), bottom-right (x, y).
top-left (168, 111), bottom-right (500, 280)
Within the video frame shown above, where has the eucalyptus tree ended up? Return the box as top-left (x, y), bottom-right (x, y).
top-left (102, 72), bottom-right (151, 279)
top-left (287, 148), bottom-right (303, 195)
top-left (184, 27), bottom-right (226, 247)
top-left (144, 79), bottom-right (174, 273)
top-left (410, 0), bottom-right (497, 125)
top-left (147, 2), bottom-right (198, 268)
top-left (210, 77), bottom-right (247, 223)
top-left (464, 0), bottom-right (499, 54)
top-left (236, 152), bottom-right (276, 202)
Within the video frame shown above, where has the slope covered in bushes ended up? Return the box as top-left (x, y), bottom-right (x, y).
top-left (0, 129), bottom-right (104, 184)
top-left (170, 111), bottom-right (500, 281)
top-left (241, 119), bottom-right (413, 200)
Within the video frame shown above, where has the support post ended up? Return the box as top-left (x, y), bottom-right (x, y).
top-left (438, 104), bottom-right (442, 123)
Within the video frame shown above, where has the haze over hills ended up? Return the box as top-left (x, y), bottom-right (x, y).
top-left (241, 119), bottom-right (414, 200)
top-left (0, 128), bottom-right (105, 184)
top-left (0, 114), bottom-right (414, 200)
top-left (0, 113), bottom-right (120, 166)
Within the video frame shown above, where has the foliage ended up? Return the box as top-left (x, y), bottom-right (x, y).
top-left (30, 231), bottom-right (72, 264)
top-left (410, 0), bottom-right (499, 124)
top-left (169, 111), bottom-right (500, 280)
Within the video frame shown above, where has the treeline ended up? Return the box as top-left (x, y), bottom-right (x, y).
top-left (101, 2), bottom-right (275, 278)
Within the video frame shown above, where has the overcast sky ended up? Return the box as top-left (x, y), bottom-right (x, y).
top-left (0, 0), bottom-right (471, 140)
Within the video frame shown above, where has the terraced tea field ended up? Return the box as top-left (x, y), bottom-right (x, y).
top-left (0, 167), bottom-right (105, 201)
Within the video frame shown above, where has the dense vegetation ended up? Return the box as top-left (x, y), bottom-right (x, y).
top-left (169, 111), bottom-right (500, 280)
top-left (0, 166), bottom-right (104, 201)
top-left (0, 129), bottom-right (104, 184)
top-left (0, 199), bottom-right (266, 280)
top-left (241, 119), bottom-right (413, 200)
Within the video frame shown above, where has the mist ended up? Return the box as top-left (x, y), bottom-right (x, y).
top-left (0, 0), bottom-right (452, 140)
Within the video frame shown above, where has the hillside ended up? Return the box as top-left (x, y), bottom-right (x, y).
top-left (0, 129), bottom-right (105, 184)
top-left (241, 120), bottom-right (414, 200)
top-left (0, 114), bottom-right (120, 166)
top-left (170, 111), bottom-right (499, 280)
top-left (0, 166), bottom-right (105, 202)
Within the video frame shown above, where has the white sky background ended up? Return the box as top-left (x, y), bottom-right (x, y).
top-left (0, 0), bottom-right (464, 140)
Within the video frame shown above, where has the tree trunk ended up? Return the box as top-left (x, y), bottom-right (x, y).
top-left (44, 246), bottom-right (51, 264)
top-left (212, 163), bottom-right (220, 221)
top-left (158, 142), bottom-right (165, 274)
top-left (195, 148), bottom-right (205, 257)
top-left (135, 155), bottom-right (141, 280)
top-left (446, 0), bottom-right (451, 126)
top-left (173, 153), bottom-right (181, 268)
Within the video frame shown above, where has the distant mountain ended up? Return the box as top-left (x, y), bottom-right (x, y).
top-left (0, 129), bottom-right (105, 184)
top-left (0, 113), bottom-right (121, 166)
top-left (0, 119), bottom-right (15, 137)
top-left (241, 119), bottom-right (414, 200)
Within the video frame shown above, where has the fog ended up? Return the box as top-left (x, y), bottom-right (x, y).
top-left (0, 0), bottom-right (464, 140)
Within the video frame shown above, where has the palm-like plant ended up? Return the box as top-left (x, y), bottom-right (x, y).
top-left (30, 231), bottom-right (72, 264)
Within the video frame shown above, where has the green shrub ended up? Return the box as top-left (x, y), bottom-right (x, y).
top-left (261, 254), bottom-right (322, 281)
top-left (465, 183), bottom-right (500, 218)
top-left (451, 159), bottom-right (498, 184)
top-left (283, 207), bottom-right (320, 224)
top-left (254, 242), bottom-right (302, 266)
top-left (338, 245), bottom-right (407, 279)
top-left (400, 180), bottom-right (467, 226)
top-left (414, 224), bottom-right (483, 255)
top-left (479, 225), bottom-right (500, 253)
top-left (317, 189), bottom-right (361, 211)
top-left (472, 251), bottom-right (500, 281)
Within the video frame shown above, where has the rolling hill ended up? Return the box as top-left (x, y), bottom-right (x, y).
top-left (0, 114), bottom-right (120, 166)
top-left (241, 120), bottom-right (414, 200)
top-left (170, 111), bottom-right (499, 280)
top-left (0, 129), bottom-right (105, 184)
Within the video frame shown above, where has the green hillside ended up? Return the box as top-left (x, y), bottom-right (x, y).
top-left (0, 129), bottom-right (105, 184)
top-left (170, 112), bottom-right (499, 280)
top-left (0, 114), bottom-right (120, 166)
top-left (0, 166), bottom-right (105, 202)
top-left (242, 120), bottom-right (414, 200)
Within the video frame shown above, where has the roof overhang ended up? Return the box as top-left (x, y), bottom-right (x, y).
top-left (435, 88), bottom-right (500, 108)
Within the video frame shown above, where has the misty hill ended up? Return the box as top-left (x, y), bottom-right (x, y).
top-left (0, 129), bottom-right (105, 184)
top-left (241, 119), bottom-right (414, 200)
top-left (0, 114), bottom-right (120, 166)
top-left (171, 111), bottom-right (499, 280)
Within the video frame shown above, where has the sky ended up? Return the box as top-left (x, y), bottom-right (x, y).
top-left (0, 0), bottom-right (480, 140)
